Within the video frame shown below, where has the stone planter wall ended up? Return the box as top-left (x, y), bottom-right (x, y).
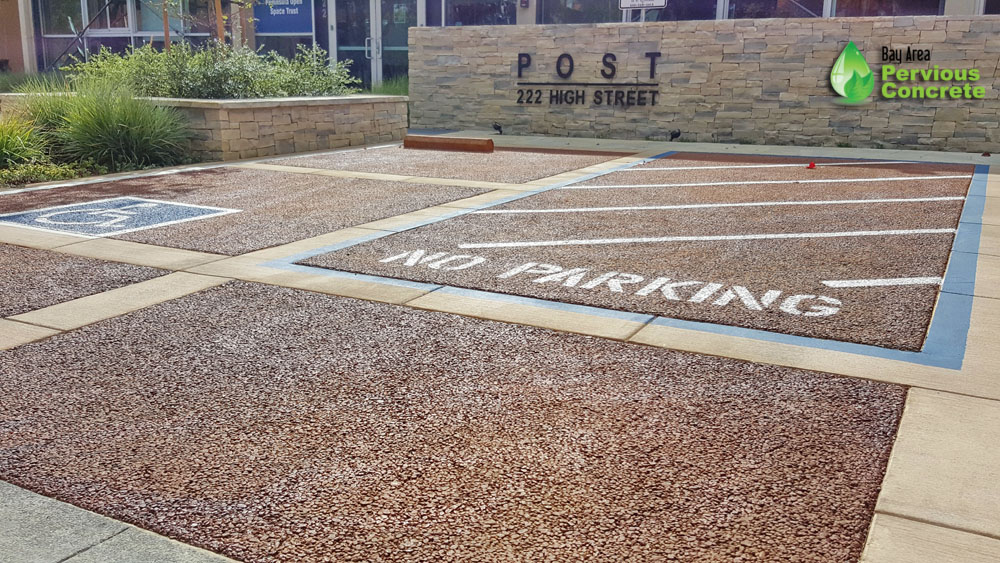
top-left (0, 94), bottom-right (409, 161)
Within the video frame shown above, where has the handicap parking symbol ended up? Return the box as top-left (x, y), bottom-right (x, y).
top-left (0, 197), bottom-right (240, 237)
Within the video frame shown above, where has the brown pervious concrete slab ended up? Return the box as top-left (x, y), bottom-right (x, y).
top-left (578, 153), bottom-right (974, 186)
top-left (0, 169), bottom-right (488, 255)
top-left (0, 244), bottom-right (165, 317)
top-left (271, 147), bottom-right (617, 183)
top-left (303, 154), bottom-right (971, 351)
top-left (302, 226), bottom-right (958, 352)
top-left (0, 281), bottom-right (904, 562)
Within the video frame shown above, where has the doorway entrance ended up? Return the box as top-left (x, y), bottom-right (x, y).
top-left (332, 0), bottom-right (418, 87)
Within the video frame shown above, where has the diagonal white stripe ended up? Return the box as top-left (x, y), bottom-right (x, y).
top-left (621, 160), bottom-right (914, 171)
top-left (562, 175), bottom-right (972, 190)
top-left (458, 228), bottom-right (956, 249)
top-left (821, 276), bottom-right (944, 288)
top-left (472, 196), bottom-right (965, 215)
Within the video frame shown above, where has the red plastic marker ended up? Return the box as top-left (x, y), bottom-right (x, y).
top-left (806, 162), bottom-right (816, 169)
top-left (984, 152), bottom-right (992, 157)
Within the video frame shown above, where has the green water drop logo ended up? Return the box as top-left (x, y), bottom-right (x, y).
top-left (830, 41), bottom-right (874, 103)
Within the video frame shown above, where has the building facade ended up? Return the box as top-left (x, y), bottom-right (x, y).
top-left (1, 0), bottom-right (999, 82)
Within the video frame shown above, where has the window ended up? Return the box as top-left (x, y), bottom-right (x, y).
top-left (539, 0), bottom-right (619, 24)
top-left (645, 0), bottom-right (717, 21)
top-left (42, 0), bottom-right (84, 34)
top-left (87, 0), bottom-right (130, 29)
top-left (425, 0), bottom-right (442, 24)
top-left (136, 0), bottom-right (184, 33)
top-left (985, 0), bottom-right (1000, 14)
top-left (445, 0), bottom-right (515, 25)
top-left (729, 0), bottom-right (823, 18)
top-left (833, 0), bottom-right (942, 16)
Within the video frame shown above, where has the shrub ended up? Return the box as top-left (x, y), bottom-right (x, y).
top-left (62, 43), bottom-right (361, 99)
top-left (12, 78), bottom-right (191, 171)
top-left (0, 162), bottom-right (87, 187)
top-left (12, 77), bottom-right (75, 153)
top-left (0, 118), bottom-right (44, 168)
top-left (0, 72), bottom-right (66, 93)
top-left (56, 81), bottom-right (191, 171)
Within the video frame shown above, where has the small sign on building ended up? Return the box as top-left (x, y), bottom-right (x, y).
top-left (620, 0), bottom-right (666, 9)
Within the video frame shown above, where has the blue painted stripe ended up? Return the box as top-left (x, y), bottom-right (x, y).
top-left (646, 314), bottom-right (962, 368)
top-left (940, 251), bottom-right (979, 296)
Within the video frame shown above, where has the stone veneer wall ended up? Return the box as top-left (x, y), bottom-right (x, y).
top-left (409, 17), bottom-right (1000, 152)
top-left (156, 96), bottom-right (408, 160)
top-left (0, 94), bottom-right (408, 161)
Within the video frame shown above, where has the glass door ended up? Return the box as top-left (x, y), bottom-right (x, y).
top-left (334, 0), bottom-right (416, 87)
top-left (334, 0), bottom-right (375, 86)
top-left (379, 0), bottom-right (415, 82)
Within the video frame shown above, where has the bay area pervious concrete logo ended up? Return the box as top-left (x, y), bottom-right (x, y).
top-left (830, 41), bottom-right (987, 104)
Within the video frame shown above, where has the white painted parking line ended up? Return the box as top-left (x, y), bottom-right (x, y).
top-left (472, 196), bottom-right (965, 215)
top-left (622, 161), bottom-right (914, 171)
top-left (562, 175), bottom-right (972, 190)
top-left (821, 276), bottom-right (944, 288)
top-left (458, 228), bottom-right (956, 249)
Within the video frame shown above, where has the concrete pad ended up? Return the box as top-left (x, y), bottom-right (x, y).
top-left (977, 224), bottom-right (1000, 257)
top-left (875, 388), bottom-right (1000, 539)
top-left (288, 273), bottom-right (433, 304)
top-left (184, 256), bottom-right (307, 283)
top-left (9, 272), bottom-right (228, 331)
top-left (0, 224), bottom-right (89, 250)
top-left (354, 205), bottom-right (465, 232)
top-left (309, 168), bottom-right (419, 182)
top-left (982, 196), bottom-right (1000, 226)
top-left (971, 254), bottom-right (1000, 299)
top-left (56, 239), bottom-right (225, 270)
top-left (0, 480), bottom-right (126, 563)
top-left (65, 528), bottom-right (232, 563)
top-left (408, 290), bottom-right (652, 340)
top-left (237, 227), bottom-right (388, 260)
top-left (962, 295), bottom-right (1000, 382)
top-left (439, 190), bottom-right (528, 210)
top-left (185, 257), bottom-right (431, 304)
top-left (861, 514), bottom-right (1000, 563)
top-left (0, 319), bottom-right (60, 350)
top-left (390, 175), bottom-right (520, 191)
top-left (987, 173), bottom-right (1000, 198)
top-left (230, 162), bottom-right (327, 175)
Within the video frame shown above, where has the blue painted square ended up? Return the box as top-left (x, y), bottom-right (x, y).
top-left (0, 197), bottom-right (239, 238)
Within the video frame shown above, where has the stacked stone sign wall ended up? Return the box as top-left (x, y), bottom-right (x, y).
top-left (408, 17), bottom-right (1000, 151)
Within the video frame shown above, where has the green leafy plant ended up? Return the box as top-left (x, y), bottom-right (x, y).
top-left (0, 118), bottom-right (44, 168)
top-left (62, 43), bottom-right (361, 99)
top-left (0, 162), bottom-right (89, 187)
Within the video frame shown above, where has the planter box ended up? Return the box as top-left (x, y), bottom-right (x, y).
top-left (0, 94), bottom-right (409, 162)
